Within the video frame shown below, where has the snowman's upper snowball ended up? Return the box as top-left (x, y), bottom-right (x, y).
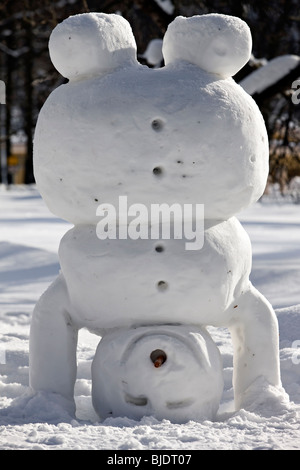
top-left (162, 14), bottom-right (252, 78)
top-left (49, 13), bottom-right (138, 80)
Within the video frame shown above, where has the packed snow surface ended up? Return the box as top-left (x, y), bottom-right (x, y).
top-left (0, 185), bottom-right (299, 450)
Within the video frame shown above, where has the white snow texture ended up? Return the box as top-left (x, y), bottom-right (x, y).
top-left (26, 11), bottom-right (293, 428)
top-left (1, 186), bottom-right (300, 449)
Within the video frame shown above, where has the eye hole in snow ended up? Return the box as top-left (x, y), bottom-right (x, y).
top-left (150, 349), bottom-right (167, 368)
top-left (166, 398), bottom-right (194, 409)
top-left (125, 393), bottom-right (148, 406)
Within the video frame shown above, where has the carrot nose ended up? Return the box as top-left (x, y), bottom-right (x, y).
top-left (150, 349), bottom-right (167, 368)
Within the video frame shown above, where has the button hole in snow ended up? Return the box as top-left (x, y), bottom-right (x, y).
top-left (153, 166), bottom-right (163, 176)
top-left (151, 119), bottom-right (164, 131)
top-left (155, 244), bottom-right (164, 253)
top-left (157, 280), bottom-right (168, 291)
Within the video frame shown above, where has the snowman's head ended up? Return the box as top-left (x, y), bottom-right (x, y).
top-left (91, 325), bottom-right (224, 423)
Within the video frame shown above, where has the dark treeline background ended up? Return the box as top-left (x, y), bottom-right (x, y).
top-left (0, 0), bottom-right (300, 191)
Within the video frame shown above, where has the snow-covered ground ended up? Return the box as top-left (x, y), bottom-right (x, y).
top-left (0, 184), bottom-right (299, 450)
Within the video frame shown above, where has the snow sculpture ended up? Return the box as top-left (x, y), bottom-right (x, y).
top-left (31, 12), bottom-right (288, 422)
top-left (92, 325), bottom-right (223, 423)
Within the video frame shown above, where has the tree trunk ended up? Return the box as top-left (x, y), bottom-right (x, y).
top-left (24, 18), bottom-right (34, 184)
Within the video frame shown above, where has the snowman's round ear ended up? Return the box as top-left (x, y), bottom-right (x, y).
top-left (162, 14), bottom-right (252, 79)
top-left (49, 12), bottom-right (138, 81)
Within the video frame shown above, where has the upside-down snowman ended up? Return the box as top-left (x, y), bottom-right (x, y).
top-left (30, 12), bottom-right (289, 422)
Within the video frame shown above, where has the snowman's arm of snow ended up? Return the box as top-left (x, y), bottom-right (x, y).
top-left (29, 273), bottom-right (78, 402)
top-left (228, 284), bottom-right (282, 410)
